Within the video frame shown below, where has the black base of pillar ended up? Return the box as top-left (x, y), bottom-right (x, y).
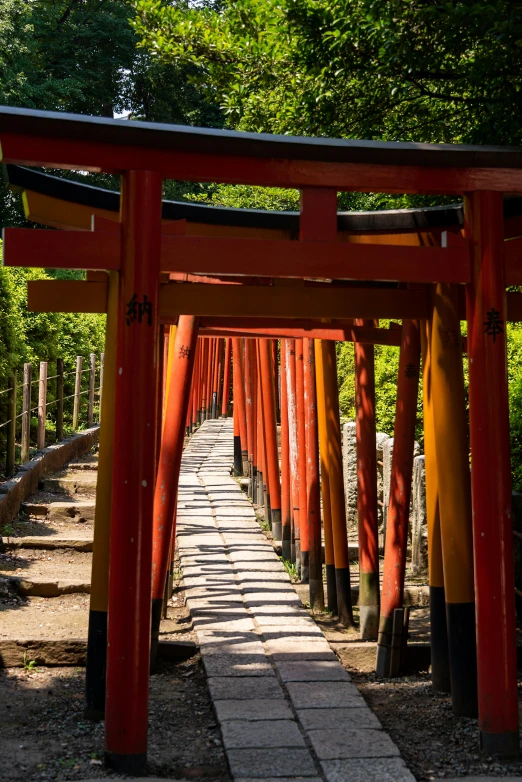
top-left (271, 508), bottom-right (282, 542)
top-left (376, 612), bottom-right (393, 677)
top-left (335, 567), bottom-right (353, 627)
top-left (84, 609), bottom-right (107, 721)
top-left (301, 550), bottom-right (309, 584)
top-left (309, 578), bottom-right (324, 611)
top-left (447, 601), bottom-right (478, 717)
top-left (242, 451), bottom-right (249, 477)
top-left (281, 525), bottom-right (291, 561)
top-left (326, 563), bottom-right (337, 615)
top-left (149, 598), bottom-right (163, 673)
top-left (430, 585), bottom-right (451, 693)
top-left (480, 731), bottom-right (520, 758)
top-left (290, 541), bottom-right (296, 565)
top-left (359, 572), bottom-right (380, 641)
top-left (105, 752), bottom-right (147, 775)
top-left (233, 436), bottom-right (242, 476)
top-left (295, 540), bottom-right (301, 575)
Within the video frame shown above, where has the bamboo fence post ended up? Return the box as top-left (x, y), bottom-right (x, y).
top-left (6, 372), bottom-right (17, 478)
top-left (73, 356), bottom-right (82, 430)
top-left (37, 361), bottom-right (48, 450)
top-left (88, 353), bottom-right (96, 427)
top-left (21, 363), bottom-right (31, 463)
top-left (56, 359), bottom-right (64, 442)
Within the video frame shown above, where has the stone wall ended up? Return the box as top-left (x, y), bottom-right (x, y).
top-left (342, 421), bottom-right (427, 571)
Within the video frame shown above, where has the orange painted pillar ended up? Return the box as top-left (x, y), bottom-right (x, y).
top-left (420, 314), bottom-right (451, 694)
top-left (295, 338), bottom-right (309, 582)
top-left (465, 191), bottom-right (519, 756)
top-left (200, 338), bottom-right (209, 423)
top-left (105, 170), bottom-right (162, 774)
top-left (354, 321), bottom-right (379, 640)
top-left (150, 315), bottom-right (199, 669)
top-left (259, 338), bottom-right (282, 540)
top-left (321, 339), bottom-right (353, 626)
top-left (232, 338), bottom-right (248, 475)
top-left (315, 340), bottom-right (337, 613)
top-left (376, 319), bottom-right (421, 676)
top-left (221, 337), bottom-right (232, 417)
top-left (303, 338), bottom-right (324, 609)
top-left (280, 340), bottom-right (292, 561)
top-left (285, 339), bottom-right (300, 569)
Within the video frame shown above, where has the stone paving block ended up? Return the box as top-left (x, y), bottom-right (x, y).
top-left (193, 616), bottom-right (256, 632)
top-left (208, 676), bottom-right (285, 701)
top-left (203, 654), bottom-right (275, 678)
top-left (221, 719), bottom-right (305, 749)
top-left (286, 682), bottom-right (364, 710)
top-left (215, 699), bottom-right (293, 722)
top-left (263, 638), bottom-right (333, 658)
top-left (236, 778), bottom-right (322, 782)
top-left (320, 757), bottom-right (415, 782)
top-left (227, 748), bottom-right (318, 779)
top-left (308, 728), bottom-right (400, 760)
top-left (297, 707), bottom-right (381, 731)
top-left (276, 661), bottom-right (351, 682)
top-left (255, 615), bottom-right (317, 628)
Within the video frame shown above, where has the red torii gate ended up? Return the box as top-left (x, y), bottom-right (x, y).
top-left (1, 106), bottom-right (521, 767)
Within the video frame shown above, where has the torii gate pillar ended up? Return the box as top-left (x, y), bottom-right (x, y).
top-left (104, 170), bottom-right (162, 773)
top-left (465, 191), bottom-right (519, 756)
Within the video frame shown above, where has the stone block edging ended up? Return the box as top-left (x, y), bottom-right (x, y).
top-left (0, 426), bottom-right (99, 527)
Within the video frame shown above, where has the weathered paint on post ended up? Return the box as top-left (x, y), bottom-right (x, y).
top-left (285, 339), bottom-right (300, 568)
top-left (295, 338), bottom-right (309, 582)
top-left (376, 319), bottom-right (420, 676)
top-left (259, 338), bottom-right (282, 539)
top-left (321, 339), bottom-right (353, 626)
top-left (280, 339), bottom-right (292, 561)
top-left (354, 319), bottom-right (380, 640)
top-left (465, 191), bottom-right (519, 756)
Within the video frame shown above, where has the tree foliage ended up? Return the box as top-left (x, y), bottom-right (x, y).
top-left (133, 0), bottom-right (522, 145)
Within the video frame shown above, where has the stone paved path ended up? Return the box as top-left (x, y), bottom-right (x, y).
top-left (176, 419), bottom-right (415, 782)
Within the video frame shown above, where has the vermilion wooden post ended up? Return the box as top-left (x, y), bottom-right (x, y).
top-left (150, 315), bottom-right (199, 669)
top-left (232, 338), bottom-right (248, 475)
top-left (315, 340), bottom-right (337, 613)
top-left (285, 339), bottom-right (300, 569)
top-left (221, 337), bottom-right (232, 417)
top-left (465, 191), bottom-right (519, 756)
top-left (354, 319), bottom-right (379, 640)
top-left (191, 342), bottom-right (200, 432)
top-left (376, 319), bottom-right (420, 676)
top-left (303, 338), bottom-right (324, 610)
top-left (244, 339), bottom-right (256, 496)
top-left (295, 338), bottom-right (309, 582)
top-left (420, 315), bottom-right (451, 694)
top-left (259, 338), bottom-right (282, 539)
top-left (212, 338), bottom-right (222, 418)
top-left (207, 338), bottom-right (214, 418)
top-left (280, 340), bottom-right (292, 560)
top-left (105, 170), bottom-right (162, 774)
top-left (257, 342), bottom-right (270, 519)
top-left (431, 283), bottom-right (477, 716)
top-left (321, 340), bottom-right (353, 626)
top-left (200, 338), bottom-right (209, 423)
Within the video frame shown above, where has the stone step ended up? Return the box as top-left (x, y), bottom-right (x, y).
top-left (22, 500), bottom-right (95, 523)
top-left (1, 575), bottom-right (90, 597)
top-left (40, 473), bottom-right (97, 494)
top-left (2, 537), bottom-right (93, 552)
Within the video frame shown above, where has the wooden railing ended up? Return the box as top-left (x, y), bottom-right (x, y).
top-left (0, 353), bottom-right (104, 478)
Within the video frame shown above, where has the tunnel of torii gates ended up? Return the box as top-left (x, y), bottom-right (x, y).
top-left (2, 108), bottom-right (522, 771)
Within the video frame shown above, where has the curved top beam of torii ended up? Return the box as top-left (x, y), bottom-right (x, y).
top-left (2, 105), bottom-right (522, 194)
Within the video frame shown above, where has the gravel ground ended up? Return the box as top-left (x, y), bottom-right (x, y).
top-left (347, 667), bottom-right (522, 780)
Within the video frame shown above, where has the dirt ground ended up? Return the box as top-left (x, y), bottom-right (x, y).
top-left (0, 578), bottom-right (230, 782)
top-left (0, 656), bottom-right (230, 782)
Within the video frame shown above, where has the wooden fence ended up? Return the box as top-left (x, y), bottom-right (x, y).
top-left (0, 353), bottom-right (104, 478)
